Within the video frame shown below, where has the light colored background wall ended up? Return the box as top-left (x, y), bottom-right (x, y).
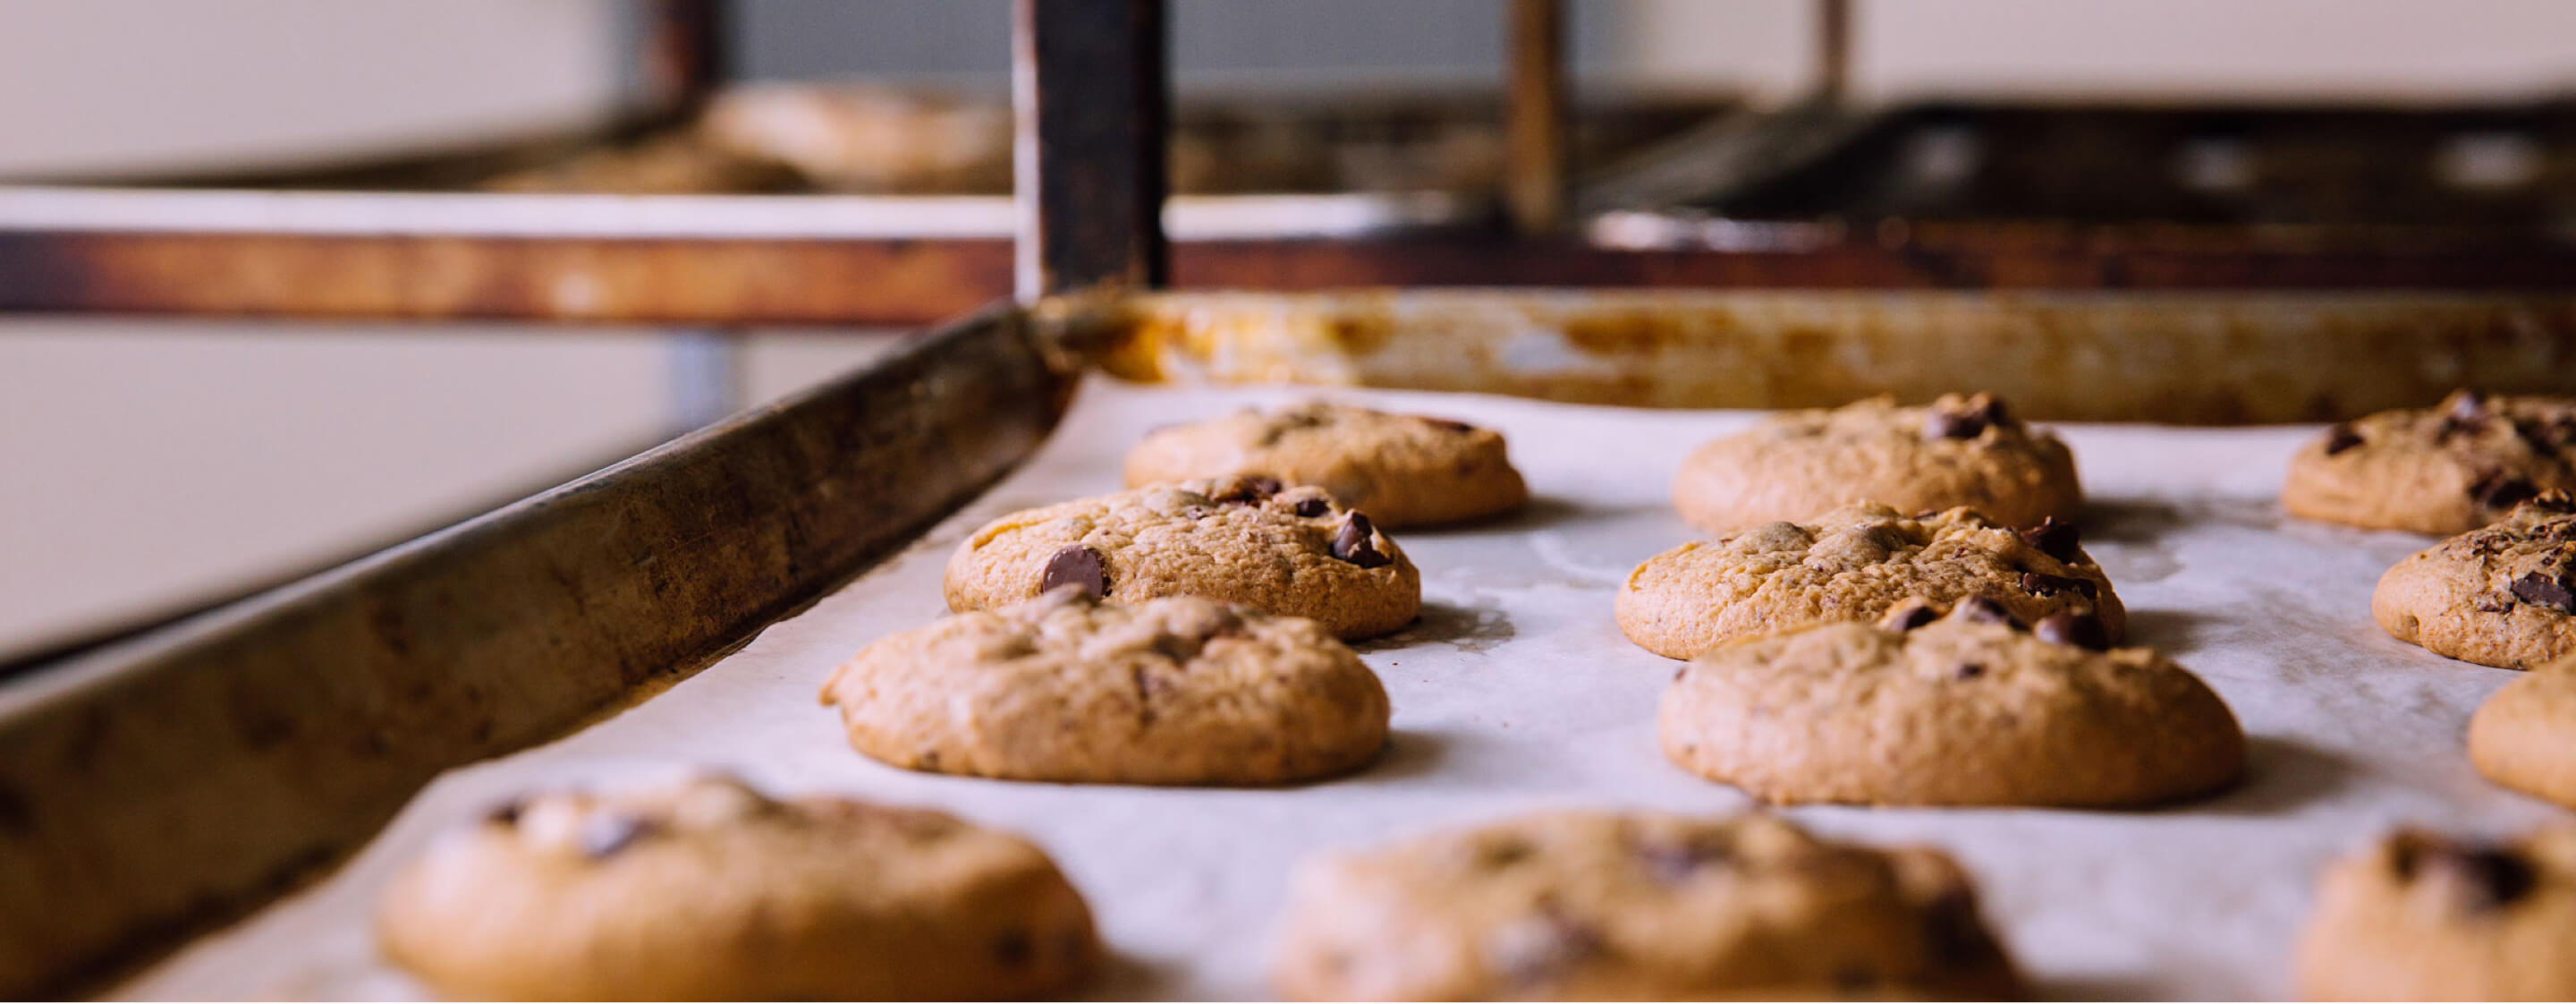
top-left (11, 0), bottom-right (2576, 656)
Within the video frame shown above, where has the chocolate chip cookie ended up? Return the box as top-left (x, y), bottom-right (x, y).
top-left (2284, 390), bottom-right (2576, 535)
top-left (945, 475), bottom-right (1421, 639)
top-left (2373, 494), bottom-right (2576, 669)
top-left (376, 774), bottom-right (1097, 1000)
top-left (1616, 504), bottom-right (2123, 659)
top-left (1269, 809), bottom-right (2023, 1000)
top-left (1662, 599), bottom-right (2243, 806)
top-left (822, 588), bottom-right (1389, 784)
top-left (2469, 654), bottom-right (2576, 807)
top-left (1124, 401), bottom-right (1529, 528)
top-left (2296, 826), bottom-right (2576, 1000)
top-left (1673, 393), bottom-right (2082, 536)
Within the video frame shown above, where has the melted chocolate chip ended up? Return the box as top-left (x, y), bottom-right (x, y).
top-left (1292, 497), bottom-right (1333, 518)
top-left (2471, 471), bottom-right (2542, 511)
top-left (992, 930), bottom-right (1034, 968)
top-left (1953, 661), bottom-right (1987, 680)
top-left (580, 813), bottom-right (657, 859)
top-left (2408, 842), bottom-right (2539, 913)
top-left (2033, 611), bottom-right (2113, 651)
top-left (484, 798), bottom-right (526, 826)
top-left (2322, 423), bottom-right (2364, 455)
top-left (1213, 476), bottom-right (1284, 505)
top-left (1424, 417), bottom-right (1478, 433)
top-left (1880, 600), bottom-right (1940, 632)
top-left (1956, 597), bottom-right (2024, 630)
top-left (1924, 410), bottom-right (1987, 440)
top-left (1039, 545), bottom-right (1110, 598)
top-left (1919, 888), bottom-right (1996, 965)
top-left (2017, 517), bottom-right (2082, 563)
top-left (1479, 838), bottom-right (1536, 870)
top-left (2512, 571), bottom-right (2576, 613)
top-left (2020, 571), bottom-right (2098, 599)
top-left (1330, 513), bottom-right (1393, 568)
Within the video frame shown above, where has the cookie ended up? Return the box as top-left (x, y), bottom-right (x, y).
top-left (2296, 826), bottom-right (2576, 1000)
top-left (822, 588), bottom-right (1390, 785)
top-left (1616, 503), bottom-right (2124, 659)
top-left (2469, 654), bottom-right (2576, 807)
top-left (2284, 390), bottom-right (2576, 535)
top-left (1269, 809), bottom-right (2024, 1000)
top-left (945, 474), bottom-right (1421, 639)
top-left (1661, 599), bottom-right (2244, 806)
top-left (1123, 401), bottom-right (1529, 528)
top-left (2372, 494), bottom-right (2576, 669)
top-left (1673, 393), bottom-right (2082, 536)
top-left (376, 774), bottom-right (1096, 1000)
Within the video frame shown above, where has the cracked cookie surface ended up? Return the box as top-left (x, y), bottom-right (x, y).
top-left (1616, 503), bottom-right (2124, 659)
top-left (376, 774), bottom-right (1097, 1000)
top-left (2298, 826), bottom-right (2576, 1000)
top-left (823, 589), bottom-right (1389, 785)
top-left (2285, 390), bottom-right (2576, 535)
top-left (945, 475), bottom-right (1421, 639)
top-left (1269, 810), bottom-right (2023, 1001)
top-left (1123, 401), bottom-right (1528, 528)
top-left (1662, 600), bottom-right (2243, 806)
top-left (1673, 394), bottom-right (2082, 536)
top-left (2374, 495), bottom-right (2576, 669)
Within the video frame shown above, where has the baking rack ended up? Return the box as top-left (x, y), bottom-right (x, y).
top-left (8, 0), bottom-right (2576, 995)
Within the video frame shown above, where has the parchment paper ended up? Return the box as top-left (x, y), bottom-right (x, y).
top-left (119, 381), bottom-right (2558, 1001)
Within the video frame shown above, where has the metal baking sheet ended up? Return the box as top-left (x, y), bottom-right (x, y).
top-left (118, 379), bottom-right (2557, 1000)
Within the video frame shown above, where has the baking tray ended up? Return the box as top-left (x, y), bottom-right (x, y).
top-left (112, 379), bottom-right (2562, 1000)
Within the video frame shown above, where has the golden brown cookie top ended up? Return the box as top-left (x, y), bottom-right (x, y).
top-left (1674, 393), bottom-right (2083, 535)
top-left (2287, 390), bottom-right (2576, 535)
top-left (1123, 401), bottom-right (1528, 528)
top-left (1663, 598), bottom-right (2244, 807)
top-left (1616, 502), bottom-right (2123, 659)
top-left (945, 474), bottom-right (1421, 639)
top-left (821, 590), bottom-right (1390, 784)
top-left (1270, 810), bottom-right (2023, 1000)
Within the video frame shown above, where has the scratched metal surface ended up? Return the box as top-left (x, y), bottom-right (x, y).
top-left (120, 379), bottom-right (2557, 1000)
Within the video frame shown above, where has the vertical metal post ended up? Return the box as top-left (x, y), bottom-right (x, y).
top-left (646, 0), bottom-right (728, 115)
top-left (1504, 0), bottom-right (1568, 234)
top-left (1013, 0), bottom-right (1171, 299)
top-left (1815, 0), bottom-right (1851, 104)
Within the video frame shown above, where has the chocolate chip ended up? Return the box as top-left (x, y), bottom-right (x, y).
top-left (1919, 888), bottom-right (1996, 965)
top-left (1039, 545), bottom-right (1109, 598)
top-left (2402, 841), bottom-right (2539, 913)
top-left (580, 813), bottom-right (657, 859)
top-left (1953, 661), bottom-right (1987, 679)
top-left (2017, 517), bottom-right (2081, 563)
top-left (1292, 497), bottom-right (1332, 518)
top-left (2322, 422), bottom-right (2364, 455)
top-left (1880, 600), bottom-right (1940, 632)
top-left (1213, 475), bottom-right (1284, 505)
top-left (2034, 611), bottom-right (2113, 651)
top-left (1330, 513), bottom-right (1393, 568)
top-left (2512, 571), bottom-right (2576, 613)
top-left (485, 798), bottom-right (526, 826)
top-left (1956, 597), bottom-right (2024, 630)
top-left (1479, 838), bottom-right (1536, 870)
top-left (1424, 417), bottom-right (1478, 433)
top-left (2020, 571), bottom-right (2098, 599)
top-left (1924, 410), bottom-right (1987, 440)
top-left (993, 930), bottom-right (1033, 967)
top-left (2472, 471), bottom-right (2542, 511)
